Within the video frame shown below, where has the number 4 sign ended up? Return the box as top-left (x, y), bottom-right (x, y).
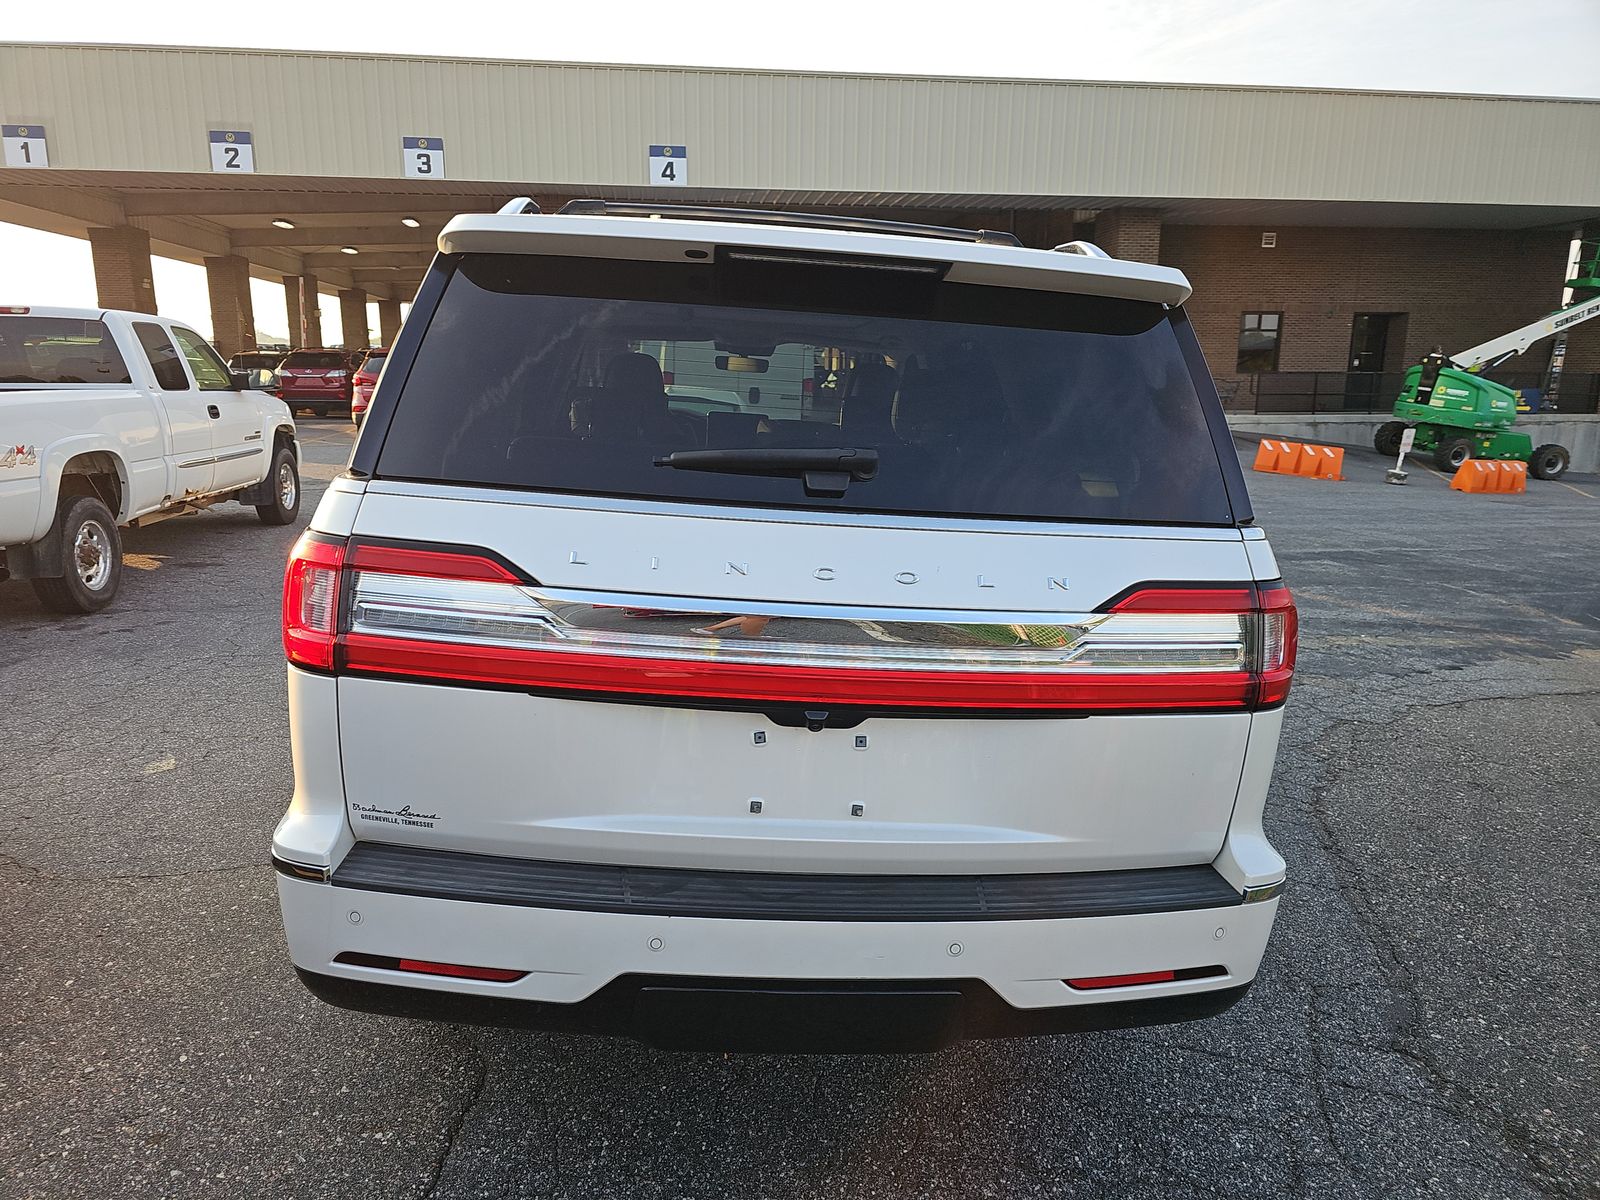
top-left (649, 145), bottom-right (687, 187)
top-left (403, 136), bottom-right (445, 179)
top-left (209, 130), bottom-right (255, 173)
top-left (2, 125), bottom-right (49, 168)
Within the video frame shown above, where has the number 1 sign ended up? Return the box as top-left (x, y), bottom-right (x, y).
top-left (2, 125), bottom-right (49, 168)
top-left (209, 130), bottom-right (255, 173)
top-left (403, 136), bottom-right (445, 179)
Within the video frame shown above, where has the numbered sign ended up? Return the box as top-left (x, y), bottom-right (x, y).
top-left (209, 130), bottom-right (255, 173)
top-left (649, 144), bottom-right (688, 187)
top-left (2, 124), bottom-right (49, 168)
top-left (402, 136), bottom-right (445, 179)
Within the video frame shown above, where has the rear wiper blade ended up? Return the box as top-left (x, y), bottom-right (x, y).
top-left (654, 447), bottom-right (879, 497)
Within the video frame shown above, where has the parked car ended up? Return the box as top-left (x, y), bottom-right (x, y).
top-left (349, 348), bottom-right (387, 427)
top-left (273, 202), bottom-right (1295, 1053)
top-left (0, 306), bottom-right (299, 612)
top-left (275, 348), bottom-right (352, 417)
top-left (227, 349), bottom-right (286, 373)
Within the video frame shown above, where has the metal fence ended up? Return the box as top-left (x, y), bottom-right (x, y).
top-left (1219, 370), bottom-right (1600, 415)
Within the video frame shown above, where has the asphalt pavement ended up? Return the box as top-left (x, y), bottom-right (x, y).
top-left (2, 421), bottom-right (1596, 1199)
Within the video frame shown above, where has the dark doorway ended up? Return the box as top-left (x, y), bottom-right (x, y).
top-left (1346, 312), bottom-right (1409, 410)
top-left (1350, 313), bottom-right (1396, 371)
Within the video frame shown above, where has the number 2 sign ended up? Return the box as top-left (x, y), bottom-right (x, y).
top-left (403, 136), bottom-right (445, 179)
top-left (209, 130), bottom-right (255, 173)
top-left (649, 145), bottom-right (688, 187)
top-left (2, 125), bottom-right (49, 168)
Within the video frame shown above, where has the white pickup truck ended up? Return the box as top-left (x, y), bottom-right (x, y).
top-left (1, 307), bottom-right (300, 613)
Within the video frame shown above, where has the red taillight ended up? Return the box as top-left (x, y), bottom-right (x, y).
top-left (346, 543), bottom-right (518, 583)
top-left (1111, 581), bottom-right (1297, 709)
top-left (660, 370), bottom-right (674, 385)
top-left (1254, 582), bottom-right (1298, 706)
top-left (282, 534), bottom-right (345, 670)
top-left (287, 539), bottom-right (1296, 714)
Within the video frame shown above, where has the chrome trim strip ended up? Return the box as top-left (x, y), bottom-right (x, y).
top-left (177, 447), bottom-right (262, 469)
top-left (346, 572), bottom-right (1252, 675)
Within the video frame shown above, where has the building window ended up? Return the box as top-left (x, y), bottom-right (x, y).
top-left (1236, 312), bottom-right (1282, 373)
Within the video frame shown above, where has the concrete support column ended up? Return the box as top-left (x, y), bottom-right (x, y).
top-left (339, 287), bottom-right (369, 350)
top-left (282, 276), bottom-right (303, 349)
top-left (292, 273), bottom-right (323, 348)
top-left (1093, 209), bottom-right (1163, 264)
top-left (203, 255), bottom-right (256, 359)
top-left (87, 226), bottom-right (157, 313)
top-left (377, 299), bottom-right (403, 347)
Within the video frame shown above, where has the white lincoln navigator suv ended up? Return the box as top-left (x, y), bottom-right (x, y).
top-left (272, 200), bottom-right (1295, 1052)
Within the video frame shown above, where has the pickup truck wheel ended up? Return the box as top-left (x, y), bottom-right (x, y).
top-left (31, 495), bottom-right (123, 614)
top-left (256, 447), bottom-right (301, 526)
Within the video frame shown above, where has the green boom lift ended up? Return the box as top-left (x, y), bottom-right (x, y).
top-left (1373, 241), bottom-right (1600, 480)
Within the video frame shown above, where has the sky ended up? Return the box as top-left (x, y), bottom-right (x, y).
top-left (3, 0), bottom-right (1596, 340)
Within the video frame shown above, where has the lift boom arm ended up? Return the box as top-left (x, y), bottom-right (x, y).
top-left (1450, 293), bottom-right (1600, 370)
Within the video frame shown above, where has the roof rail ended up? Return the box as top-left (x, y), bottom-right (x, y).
top-left (556, 199), bottom-right (1022, 247)
top-left (497, 196), bottom-right (541, 215)
top-left (1052, 240), bottom-right (1111, 259)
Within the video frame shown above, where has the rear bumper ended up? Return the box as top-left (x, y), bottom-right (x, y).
top-left (295, 965), bottom-right (1253, 1052)
top-left (275, 861), bottom-right (1279, 1050)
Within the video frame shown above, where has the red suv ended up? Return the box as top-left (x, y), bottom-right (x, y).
top-left (276, 349), bottom-right (353, 417)
top-left (350, 348), bottom-right (387, 427)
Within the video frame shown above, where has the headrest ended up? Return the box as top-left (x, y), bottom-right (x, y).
top-left (603, 352), bottom-right (665, 395)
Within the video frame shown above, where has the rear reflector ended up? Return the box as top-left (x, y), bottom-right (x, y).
top-left (1066, 965), bottom-right (1227, 991)
top-left (1067, 970), bottom-right (1176, 990)
top-left (334, 951), bottom-right (526, 982)
top-left (282, 536), bottom-right (1297, 713)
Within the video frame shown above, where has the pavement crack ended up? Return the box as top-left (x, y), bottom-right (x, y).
top-left (422, 1030), bottom-right (488, 1199)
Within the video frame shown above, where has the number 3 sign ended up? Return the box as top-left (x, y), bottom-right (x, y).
top-left (403, 136), bottom-right (446, 179)
top-left (209, 130), bottom-right (255, 173)
top-left (649, 145), bottom-right (688, 187)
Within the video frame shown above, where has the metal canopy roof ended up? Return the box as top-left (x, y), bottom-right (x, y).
top-left (1, 42), bottom-right (1596, 298)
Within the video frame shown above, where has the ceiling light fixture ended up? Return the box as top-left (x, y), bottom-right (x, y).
top-left (400, 217), bottom-right (421, 228)
top-left (340, 246), bottom-right (359, 255)
top-left (271, 218), bottom-right (296, 229)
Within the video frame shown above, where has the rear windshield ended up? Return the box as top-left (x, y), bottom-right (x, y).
top-left (375, 253), bottom-right (1234, 525)
top-left (282, 351), bottom-right (347, 369)
top-left (231, 352), bottom-right (284, 369)
top-left (0, 317), bottom-right (133, 386)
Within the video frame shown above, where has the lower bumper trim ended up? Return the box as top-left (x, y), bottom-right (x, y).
top-left (295, 968), bottom-right (1252, 1053)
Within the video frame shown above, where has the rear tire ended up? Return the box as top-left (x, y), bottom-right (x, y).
top-left (1374, 421), bottom-right (1406, 456)
top-left (1528, 444), bottom-right (1570, 481)
top-left (1434, 437), bottom-right (1474, 472)
top-left (30, 495), bottom-right (122, 614)
top-left (256, 446), bottom-right (301, 526)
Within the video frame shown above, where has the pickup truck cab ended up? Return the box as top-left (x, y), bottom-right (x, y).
top-left (0, 306), bottom-right (300, 613)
